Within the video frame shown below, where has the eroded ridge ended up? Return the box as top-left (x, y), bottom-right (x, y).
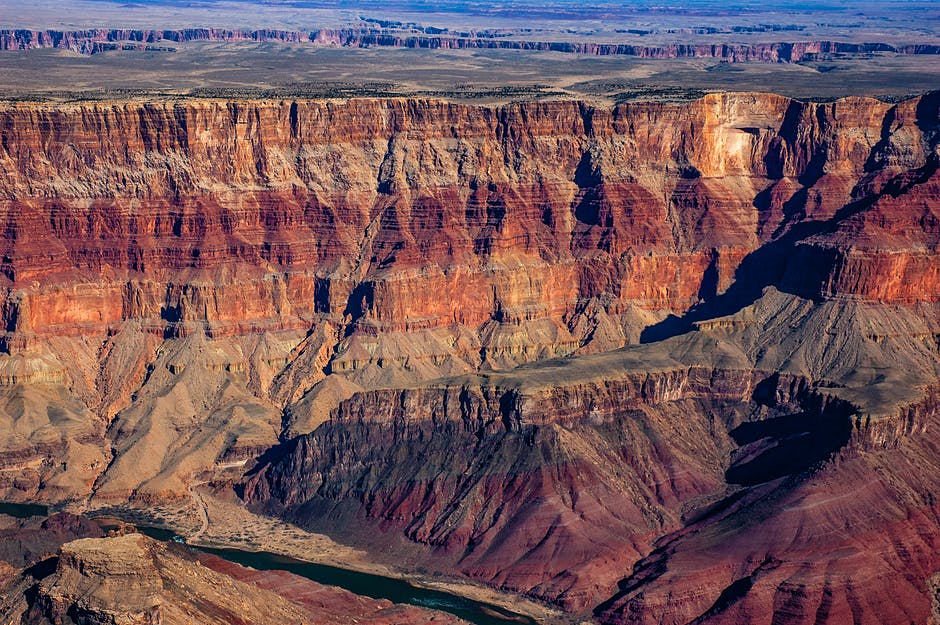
top-left (0, 91), bottom-right (936, 624)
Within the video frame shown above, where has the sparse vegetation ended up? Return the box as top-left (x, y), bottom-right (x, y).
top-left (612, 86), bottom-right (708, 103)
top-left (1, 37), bottom-right (938, 106)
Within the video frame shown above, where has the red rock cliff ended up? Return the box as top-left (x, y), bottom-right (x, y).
top-left (0, 94), bottom-right (937, 354)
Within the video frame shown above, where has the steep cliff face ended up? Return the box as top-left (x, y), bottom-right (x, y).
top-left (1, 94), bottom-right (936, 342)
top-left (244, 366), bottom-right (855, 610)
top-left (0, 93), bottom-right (938, 623)
top-left (0, 95), bottom-right (936, 385)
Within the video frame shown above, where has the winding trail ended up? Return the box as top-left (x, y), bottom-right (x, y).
top-left (189, 483), bottom-right (210, 542)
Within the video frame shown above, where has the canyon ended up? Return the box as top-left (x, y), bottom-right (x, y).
top-left (0, 90), bottom-right (937, 623)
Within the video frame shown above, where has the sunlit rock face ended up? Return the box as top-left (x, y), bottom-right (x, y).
top-left (0, 91), bottom-right (938, 623)
top-left (1, 94), bottom-right (936, 350)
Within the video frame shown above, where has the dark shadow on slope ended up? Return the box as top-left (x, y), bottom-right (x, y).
top-left (725, 412), bottom-right (852, 486)
top-left (592, 541), bottom-right (673, 617)
top-left (640, 151), bottom-right (939, 344)
top-left (573, 150), bottom-right (602, 189)
top-left (697, 251), bottom-right (720, 301)
top-left (916, 90), bottom-right (940, 140)
top-left (688, 576), bottom-right (754, 624)
top-left (22, 556), bottom-right (57, 581)
top-left (639, 211), bottom-right (830, 343)
top-left (341, 282), bottom-right (374, 338)
top-left (864, 105), bottom-right (899, 173)
top-left (686, 557), bottom-right (779, 625)
top-left (573, 150), bottom-right (607, 227)
top-left (238, 437), bottom-right (298, 482)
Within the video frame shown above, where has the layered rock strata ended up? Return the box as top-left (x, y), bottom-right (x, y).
top-left (0, 92), bottom-right (937, 623)
top-left (0, 92), bottom-right (935, 504)
top-left (1, 28), bottom-right (939, 60)
top-left (245, 310), bottom-right (940, 617)
top-left (1, 94), bottom-right (936, 348)
top-left (243, 365), bottom-right (853, 609)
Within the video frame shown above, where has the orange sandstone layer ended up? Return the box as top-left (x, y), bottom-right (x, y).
top-left (0, 94), bottom-right (937, 351)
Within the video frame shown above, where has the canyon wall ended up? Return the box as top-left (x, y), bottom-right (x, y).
top-left (1, 94), bottom-right (937, 349)
top-left (2, 28), bottom-right (939, 60)
top-left (0, 92), bottom-right (937, 623)
top-left (0, 91), bottom-right (936, 497)
top-left (243, 365), bottom-right (854, 610)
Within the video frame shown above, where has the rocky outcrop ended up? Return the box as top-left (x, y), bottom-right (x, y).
top-left (33, 535), bottom-right (164, 625)
top-left (1, 28), bottom-right (939, 61)
top-left (243, 364), bottom-right (857, 610)
top-left (6, 533), bottom-right (469, 625)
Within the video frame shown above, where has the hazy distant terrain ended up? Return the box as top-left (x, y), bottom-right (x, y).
top-left (3, 0), bottom-right (939, 42)
top-left (0, 0), bottom-right (938, 103)
top-left (1, 43), bottom-right (938, 104)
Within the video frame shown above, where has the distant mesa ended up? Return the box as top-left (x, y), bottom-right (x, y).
top-left (1, 27), bottom-right (939, 61)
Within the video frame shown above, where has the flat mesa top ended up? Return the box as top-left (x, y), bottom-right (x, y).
top-left (0, 0), bottom-right (938, 104)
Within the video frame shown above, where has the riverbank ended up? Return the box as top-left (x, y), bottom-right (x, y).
top-left (77, 492), bottom-right (575, 625)
top-left (185, 493), bottom-right (574, 625)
